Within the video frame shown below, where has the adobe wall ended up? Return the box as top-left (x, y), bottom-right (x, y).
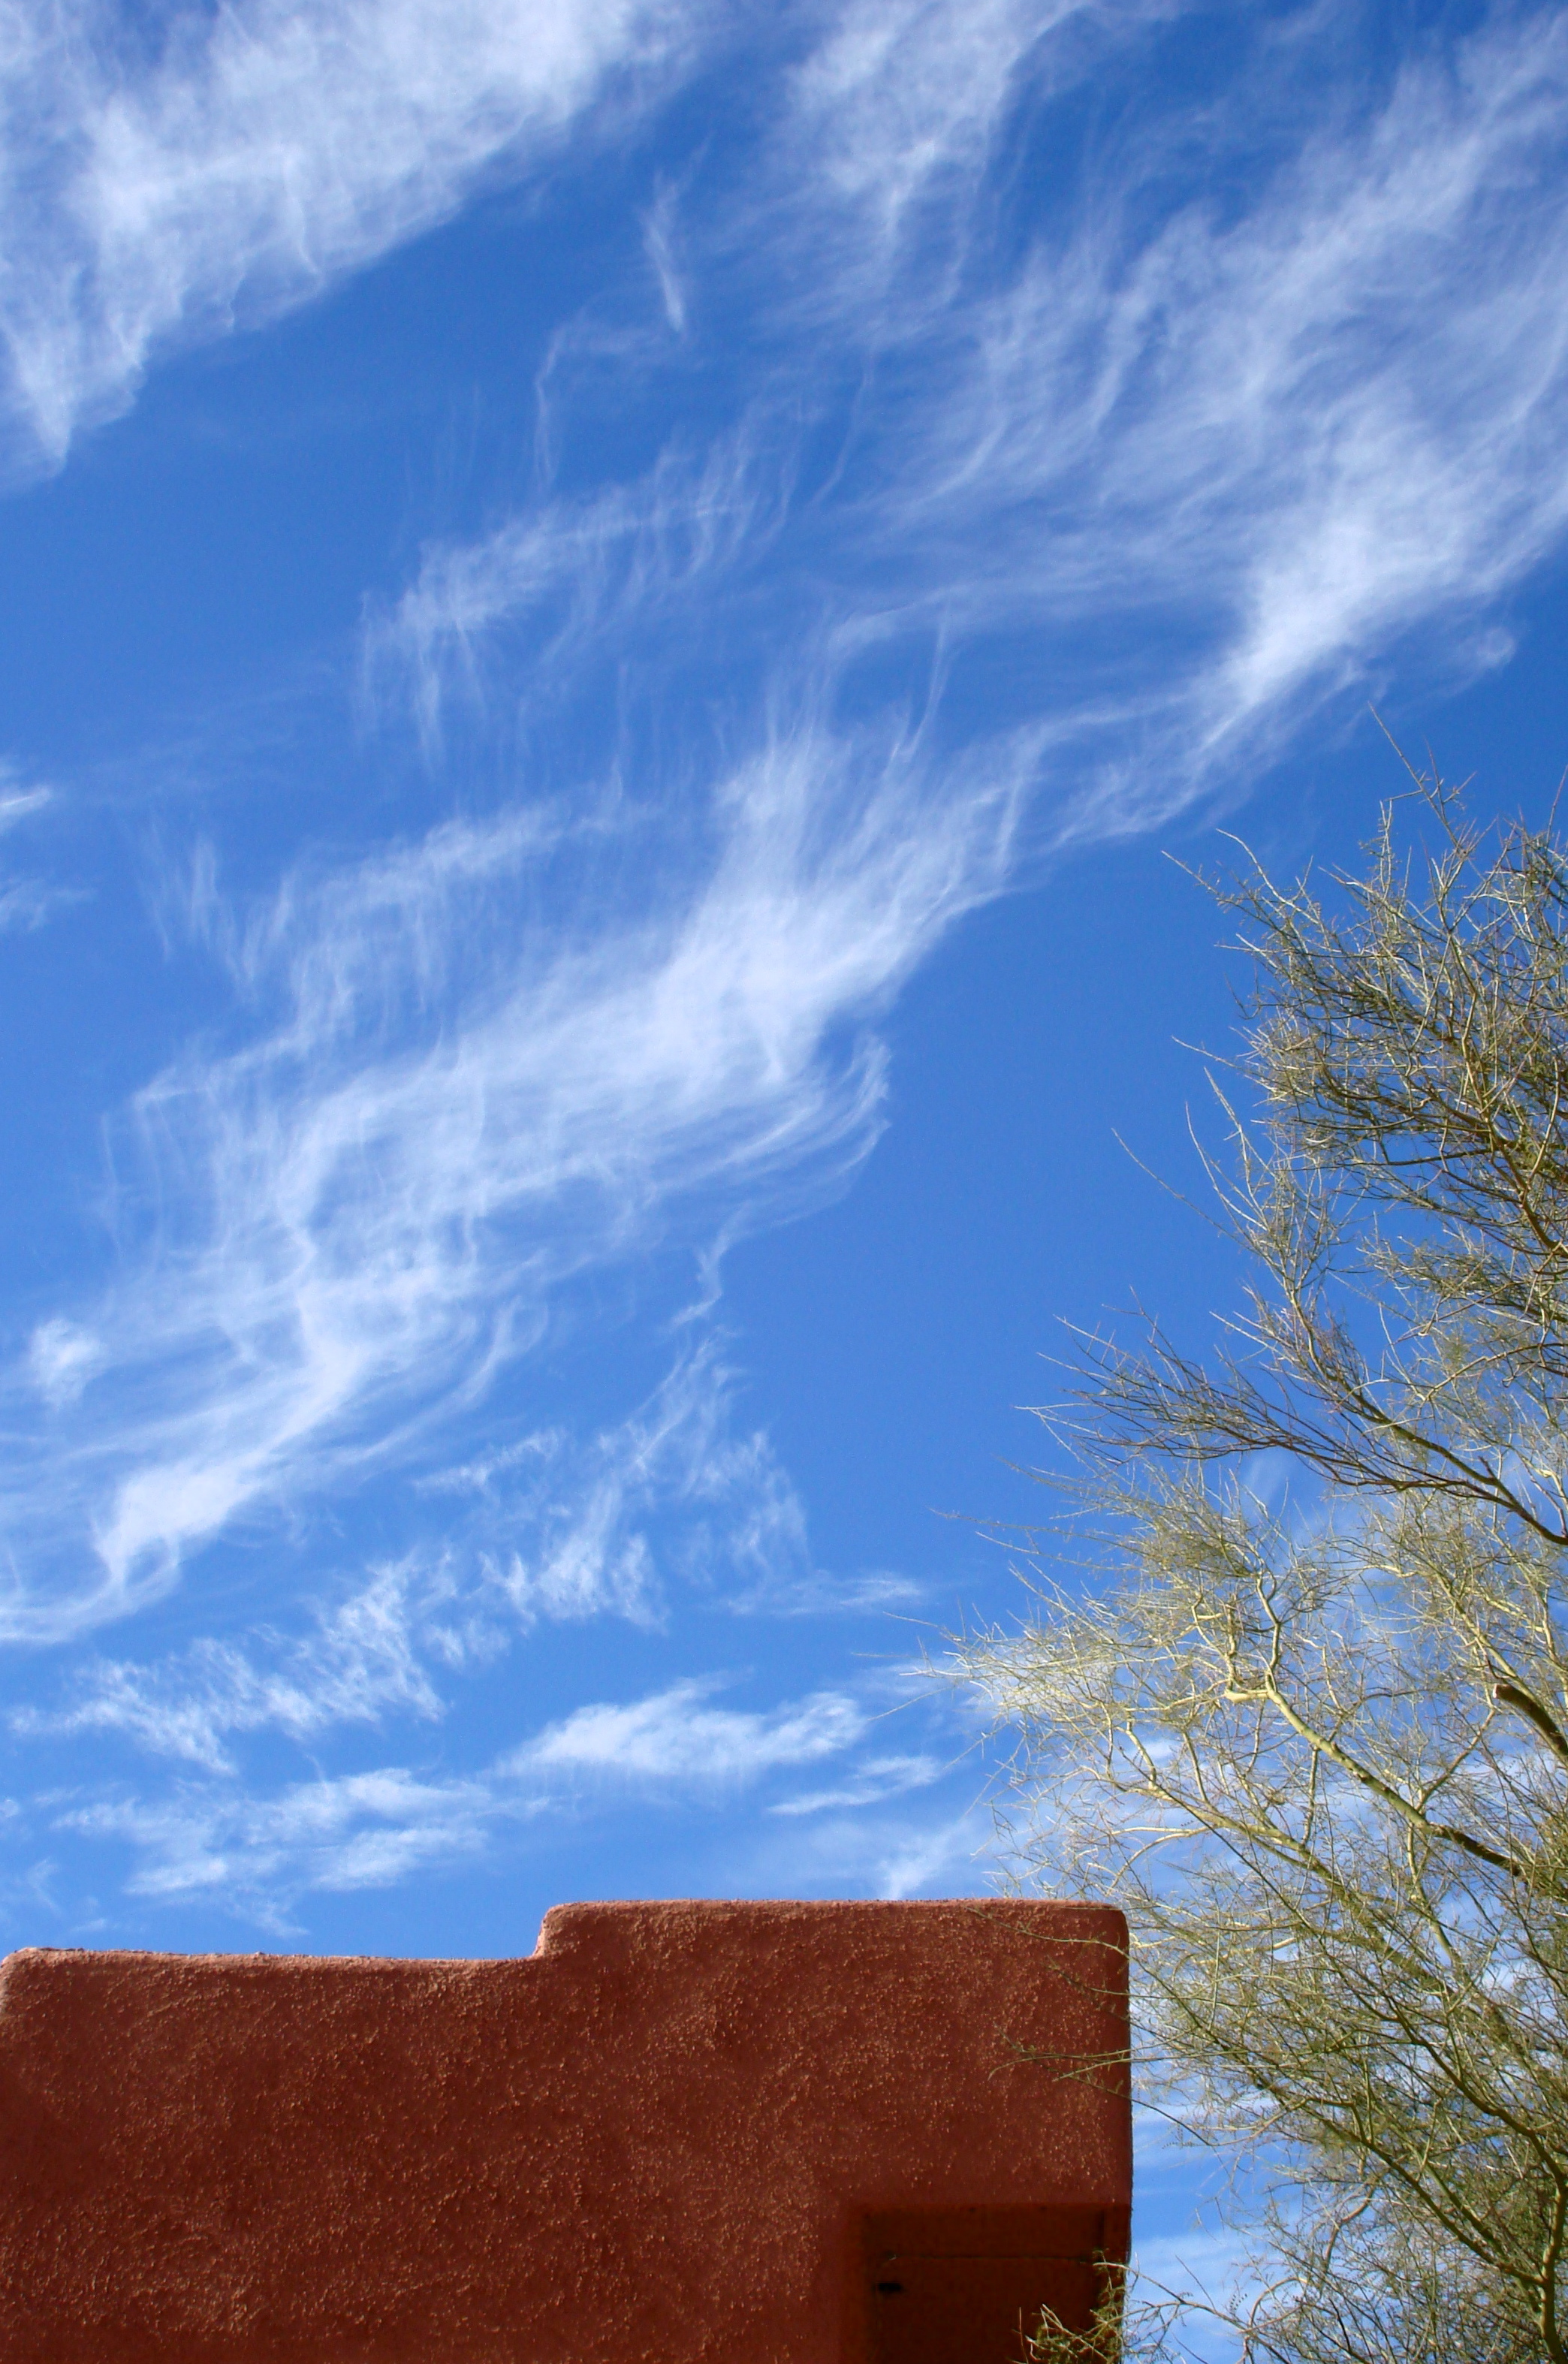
top-left (0, 1897), bottom-right (1130, 2364)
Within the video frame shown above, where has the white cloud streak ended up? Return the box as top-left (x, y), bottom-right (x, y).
top-left (457, 1339), bottom-right (832, 1629)
top-left (888, 5), bottom-right (1568, 819)
top-left (385, 3), bottom-right (1568, 818)
top-left (786, 0), bottom-right (1162, 255)
top-left (0, 0), bottom-right (692, 471)
top-left (7, 1326), bottom-right (897, 1810)
top-left (8, 1), bottom-right (1568, 1895)
top-left (61, 1762), bottom-right (511, 1922)
top-left (0, 713), bottom-right (1021, 1636)
top-left (740, 1796), bottom-right (996, 1900)
top-left (0, 767), bottom-right (74, 931)
top-left (767, 1753), bottom-right (942, 1814)
top-left (47, 1671), bottom-right (892, 1916)
top-left (15, 1556), bottom-right (457, 1772)
top-left (511, 1675), bottom-right (866, 1784)
top-left (758, 2), bottom-right (1568, 831)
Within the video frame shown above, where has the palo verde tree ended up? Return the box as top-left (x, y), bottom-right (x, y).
top-left (955, 773), bottom-right (1568, 2364)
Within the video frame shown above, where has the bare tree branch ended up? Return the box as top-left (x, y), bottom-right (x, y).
top-left (954, 771), bottom-right (1568, 2362)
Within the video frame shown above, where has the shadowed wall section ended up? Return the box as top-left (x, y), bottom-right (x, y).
top-left (0, 1898), bottom-right (1130, 2362)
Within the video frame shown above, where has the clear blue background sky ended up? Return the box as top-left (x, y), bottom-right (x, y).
top-left (2, 0), bottom-right (1566, 2317)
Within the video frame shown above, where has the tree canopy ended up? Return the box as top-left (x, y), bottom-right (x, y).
top-left (957, 774), bottom-right (1568, 2364)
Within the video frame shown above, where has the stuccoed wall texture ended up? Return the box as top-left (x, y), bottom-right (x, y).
top-left (0, 1897), bottom-right (1130, 2363)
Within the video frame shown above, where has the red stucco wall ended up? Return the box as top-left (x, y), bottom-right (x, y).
top-left (0, 1898), bottom-right (1129, 2363)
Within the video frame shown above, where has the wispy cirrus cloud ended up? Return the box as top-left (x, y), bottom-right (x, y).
top-left (59, 1761), bottom-right (513, 1922)
top-left (430, 1334), bottom-right (897, 1628)
top-left (878, 3), bottom-right (1568, 819)
top-left (510, 1675), bottom-right (867, 1785)
top-left (740, 1796), bottom-right (995, 1901)
top-left (12, 1333), bottom-right (919, 1828)
top-left (767, 1754), bottom-right (942, 1815)
top-left (12, 1), bottom-right (1568, 1648)
top-left (0, 767), bottom-right (75, 931)
top-left (0, 714), bottom-right (1015, 1639)
top-left (14, 1555), bottom-right (460, 1773)
top-left (772, 1), bottom-right (1568, 825)
top-left (44, 1671), bottom-right (908, 1920)
top-left (0, 0), bottom-right (695, 473)
top-left (10, 0), bottom-right (1568, 1948)
top-left (782, 0), bottom-right (1167, 261)
top-left (386, 2), bottom-right (1568, 826)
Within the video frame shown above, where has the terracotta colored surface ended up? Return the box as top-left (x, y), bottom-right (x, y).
top-left (0, 1898), bottom-right (1129, 2363)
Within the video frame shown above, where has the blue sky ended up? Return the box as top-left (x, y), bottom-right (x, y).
top-left (2, 0), bottom-right (1567, 2295)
